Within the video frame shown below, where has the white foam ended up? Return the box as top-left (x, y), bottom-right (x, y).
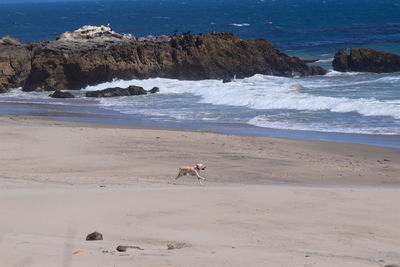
top-left (248, 116), bottom-right (400, 135)
top-left (325, 70), bottom-right (362, 77)
top-left (374, 75), bottom-right (400, 82)
top-left (316, 57), bottom-right (333, 63)
top-left (230, 23), bottom-right (250, 27)
top-left (0, 88), bottom-right (48, 99)
top-left (85, 74), bottom-right (400, 120)
top-left (0, 88), bottom-right (81, 106)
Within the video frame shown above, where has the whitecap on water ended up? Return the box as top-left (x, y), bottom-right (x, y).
top-left (230, 23), bottom-right (250, 27)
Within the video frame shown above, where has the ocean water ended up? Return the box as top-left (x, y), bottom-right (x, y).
top-left (0, 0), bottom-right (399, 146)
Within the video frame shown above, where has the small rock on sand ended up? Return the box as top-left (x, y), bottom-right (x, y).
top-left (116, 245), bottom-right (144, 252)
top-left (86, 232), bottom-right (103, 241)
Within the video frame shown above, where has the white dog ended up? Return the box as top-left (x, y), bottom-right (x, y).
top-left (175, 163), bottom-right (207, 185)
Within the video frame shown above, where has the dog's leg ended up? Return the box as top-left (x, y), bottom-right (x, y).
top-left (175, 170), bottom-right (183, 180)
top-left (194, 170), bottom-right (206, 185)
top-left (197, 170), bottom-right (206, 181)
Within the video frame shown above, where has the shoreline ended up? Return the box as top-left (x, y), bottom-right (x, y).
top-left (1, 101), bottom-right (400, 150)
top-left (1, 114), bottom-right (399, 189)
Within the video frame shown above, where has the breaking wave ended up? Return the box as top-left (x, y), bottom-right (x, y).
top-left (84, 74), bottom-right (400, 120)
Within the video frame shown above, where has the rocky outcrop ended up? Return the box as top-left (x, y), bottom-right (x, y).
top-left (1, 26), bottom-right (324, 93)
top-left (332, 49), bottom-right (349, 72)
top-left (49, 90), bottom-right (75, 98)
top-left (310, 65), bottom-right (328, 75)
top-left (0, 35), bottom-right (23, 46)
top-left (57, 25), bottom-right (134, 42)
top-left (0, 36), bottom-right (31, 93)
top-left (86, 85), bottom-right (148, 97)
top-left (333, 48), bottom-right (400, 73)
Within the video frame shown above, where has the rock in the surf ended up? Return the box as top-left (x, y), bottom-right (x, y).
top-left (310, 65), bottom-right (328, 75)
top-left (333, 48), bottom-right (400, 73)
top-left (148, 87), bottom-right (159, 93)
top-left (86, 85), bottom-right (147, 97)
top-left (49, 90), bottom-right (75, 98)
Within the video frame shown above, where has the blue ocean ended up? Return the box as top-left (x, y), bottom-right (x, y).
top-left (0, 0), bottom-right (399, 147)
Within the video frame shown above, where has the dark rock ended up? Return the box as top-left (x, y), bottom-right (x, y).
top-left (23, 31), bottom-right (312, 91)
top-left (116, 245), bottom-right (144, 252)
top-left (301, 58), bottom-right (319, 64)
top-left (222, 78), bottom-right (232, 83)
top-left (49, 90), bottom-right (75, 98)
top-left (127, 85), bottom-right (148, 95)
top-left (86, 87), bottom-right (126, 98)
top-left (148, 87), bottom-right (159, 93)
top-left (86, 232), bottom-right (103, 241)
top-left (332, 49), bottom-right (349, 72)
top-left (333, 48), bottom-right (400, 73)
top-left (1, 26), bottom-right (318, 93)
top-left (310, 65), bottom-right (328, 75)
top-left (384, 265), bottom-right (400, 267)
top-left (116, 245), bottom-right (127, 252)
top-left (86, 85), bottom-right (147, 97)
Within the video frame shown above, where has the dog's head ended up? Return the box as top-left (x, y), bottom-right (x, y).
top-left (195, 163), bottom-right (206, 170)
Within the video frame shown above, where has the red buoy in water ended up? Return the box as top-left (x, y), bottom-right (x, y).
top-left (268, 21), bottom-right (273, 24)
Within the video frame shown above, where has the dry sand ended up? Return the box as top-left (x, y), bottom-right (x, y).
top-left (0, 115), bottom-right (399, 267)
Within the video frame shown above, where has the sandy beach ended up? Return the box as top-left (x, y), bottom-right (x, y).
top-left (1, 115), bottom-right (399, 267)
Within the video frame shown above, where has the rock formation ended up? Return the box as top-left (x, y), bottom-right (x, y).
top-left (86, 85), bottom-right (147, 97)
top-left (333, 48), bottom-right (400, 73)
top-left (49, 90), bottom-right (75, 98)
top-left (0, 36), bottom-right (31, 93)
top-left (1, 25), bottom-right (327, 93)
top-left (148, 87), bottom-right (159, 94)
top-left (310, 65), bottom-right (328, 75)
top-left (85, 231), bottom-right (103, 241)
top-left (57, 25), bottom-right (134, 42)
